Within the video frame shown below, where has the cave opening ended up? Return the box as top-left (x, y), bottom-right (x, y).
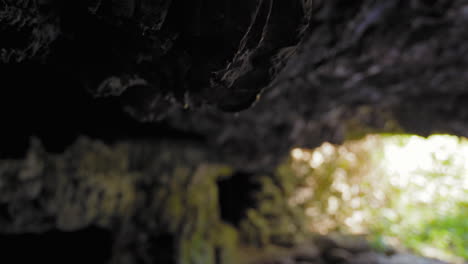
top-left (287, 134), bottom-right (468, 263)
top-left (0, 226), bottom-right (112, 264)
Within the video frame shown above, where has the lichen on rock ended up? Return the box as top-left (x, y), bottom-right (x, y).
top-left (0, 137), bottom-right (240, 264)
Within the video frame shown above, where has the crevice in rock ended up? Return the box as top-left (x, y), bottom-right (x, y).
top-left (217, 171), bottom-right (260, 226)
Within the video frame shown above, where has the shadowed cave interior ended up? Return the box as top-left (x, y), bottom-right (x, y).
top-left (217, 171), bottom-right (260, 226)
top-left (0, 227), bottom-right (112, 264)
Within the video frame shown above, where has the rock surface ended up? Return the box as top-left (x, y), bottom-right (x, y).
top-left (0, 138), bottom-right (238, 264)
top-left (249, 235), bottom-right (452, 264)
top-left (3, 1), bottom-right (468, 168)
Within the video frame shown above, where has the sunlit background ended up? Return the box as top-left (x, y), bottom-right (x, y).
top-left (288, 134), bottom-right (468, 263)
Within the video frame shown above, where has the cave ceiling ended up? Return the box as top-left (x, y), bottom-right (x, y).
top-left (2, 0), bottom-right (468, 168)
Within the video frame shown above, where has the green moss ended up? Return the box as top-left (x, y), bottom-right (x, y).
top-left (241, 209), bottom-right (271, 247)
top-left (213, 223), bottom-right (239, 264)
top-left (169, 163), bottom-right (241, 264)
top-left (0, 138), bottom-right (241, 264)
top-left (236, 165), bottom-right (309, 249)
top-left (164, 193), bottom-right (185, 231)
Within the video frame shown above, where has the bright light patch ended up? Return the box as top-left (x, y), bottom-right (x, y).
top-left (288, 134), bottom-right (468, 263)
top-left (291, 148), bottom-right (305, 160)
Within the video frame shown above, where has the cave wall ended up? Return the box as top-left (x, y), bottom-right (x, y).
top-left (0, 137), bottom-right (317, 263)
top-left (0, 138), bottom-right (241, 264)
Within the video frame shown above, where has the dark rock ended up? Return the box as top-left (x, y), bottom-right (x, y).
top-left (313, 235), bottom-right (340, 253)
top-left (324, 248), bottom-right (354, 264)
top-left (0, 138), bottom-right (237, 264)
top-left (347, 252), bottom-right (383, 264)
top-left (4, 0), bottom-right (468, 169)
top-left (328, 234), bottom-right (372, 254)
top-left (293, 244), bottom-right (321, 262)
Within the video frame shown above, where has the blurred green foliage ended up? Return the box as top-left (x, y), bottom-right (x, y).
top-left (286, 134), bottom-right (468, 262)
